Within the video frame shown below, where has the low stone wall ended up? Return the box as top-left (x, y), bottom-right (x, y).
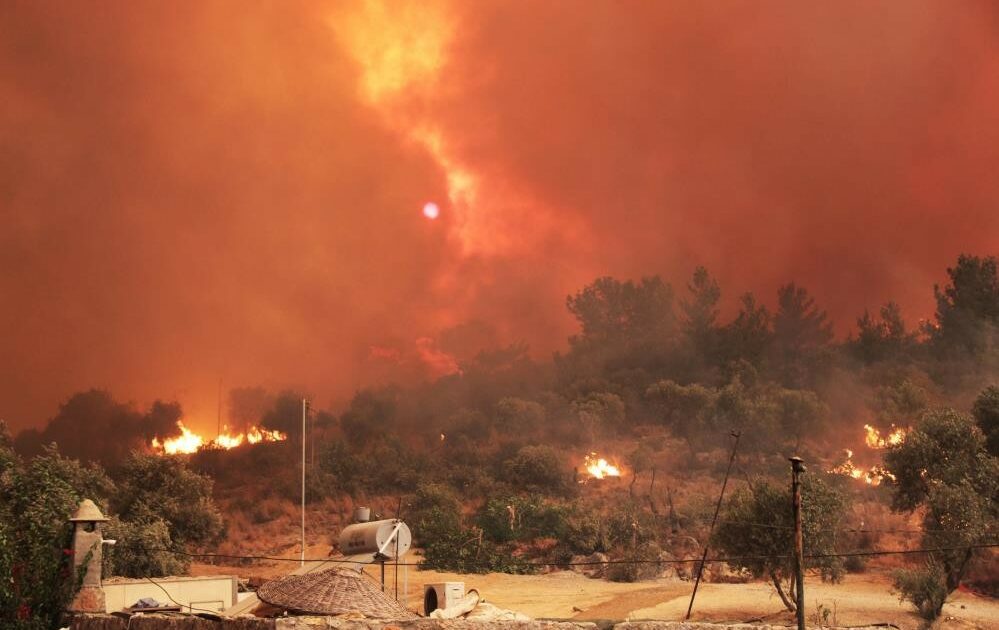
top-left (71, 615), bottom-right (893, 630)
top-left (70, 616), bottom-right (596, 630)
top-left (615, 624), bottom-right (891, 630)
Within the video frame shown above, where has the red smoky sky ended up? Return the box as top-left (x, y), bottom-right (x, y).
top-left (2, 1), bottom-right (997, 431)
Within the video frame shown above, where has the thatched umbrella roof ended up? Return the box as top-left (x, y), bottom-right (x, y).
top-left (256, 567), bottom-right (416, 619)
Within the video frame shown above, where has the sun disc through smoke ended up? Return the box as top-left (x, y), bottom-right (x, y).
top-left (423, 202), bottom-right (440, 220)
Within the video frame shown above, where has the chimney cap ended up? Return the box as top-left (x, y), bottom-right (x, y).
top-left (69, 499), bottom-right (109, 522)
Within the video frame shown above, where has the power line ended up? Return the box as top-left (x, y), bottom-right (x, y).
top-left (136, 542), bottom-right (999, 568)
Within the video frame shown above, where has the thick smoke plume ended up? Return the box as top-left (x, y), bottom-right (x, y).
top-left (1, 1), bottom-right (997, 431)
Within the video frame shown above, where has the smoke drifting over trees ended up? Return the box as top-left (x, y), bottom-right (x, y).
top-left (13, 391), bottom-right (182, 466)
top-left (18, 253), bottom-right (999, 470)
top-left (2, 2), bottom-right (999, 430)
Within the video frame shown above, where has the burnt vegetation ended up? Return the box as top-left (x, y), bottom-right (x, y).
top-left (5, 253), bottom-right (999, 622)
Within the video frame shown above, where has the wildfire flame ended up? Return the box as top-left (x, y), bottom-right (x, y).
top-left (152, 421), bottom-right (287, 455)
top-left (583, 452), bottom-right (621, 480)
top-left (827, 449), bottom-right (896, 486)
top-left (828, 424), bottom-right (908, 485)
top-left (864, 424), bottom-right (907, 449)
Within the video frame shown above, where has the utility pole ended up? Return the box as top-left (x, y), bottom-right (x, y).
top-left (685, 431), bottom-right (740, 620)
top-left (301, 398), bottom-right (307, 567)
top-left (789, 456), bottom-right (806, 630)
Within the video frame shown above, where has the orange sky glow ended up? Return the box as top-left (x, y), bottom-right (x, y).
top-left (1, 1), bottom-right (997, 431)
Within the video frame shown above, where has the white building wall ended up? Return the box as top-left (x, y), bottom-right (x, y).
top-left (102, 575), bottom-right (238, 613)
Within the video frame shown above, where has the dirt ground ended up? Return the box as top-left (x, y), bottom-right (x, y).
top-left (192, 547), bottom-right (998, 630)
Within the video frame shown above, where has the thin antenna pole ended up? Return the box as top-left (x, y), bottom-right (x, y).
top-left (217, 378), bottom-right (222, 438)
top-left (686, 431), bottom-right (740, 620)
top-left (301, 398), bottom-right (307, 567)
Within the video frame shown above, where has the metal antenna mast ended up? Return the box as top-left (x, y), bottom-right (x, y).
top-left (301, 398), bottom-right (308, 566)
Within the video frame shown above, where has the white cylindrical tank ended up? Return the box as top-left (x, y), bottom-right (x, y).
top-left (338, 519), bottom-right (412, 559)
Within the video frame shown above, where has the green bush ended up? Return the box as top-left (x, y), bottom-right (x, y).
top-left (713, 475), bottom-right (846, 611)
top-left (419, 523), bottom-right (534, 574)
top-left (606, 541), bottom-right (663, 582)
top-left (476, 496), bottom-right (568, 543)
top-left (843, 554), bottom-right (867, 574)
top-left (111, 453), bottom-right (224, 548)
top-left (316, 440), bottom-right (369, 495)
top-left (494, 398), bottom-right (546, 434)
top-left (893, 564), bottom-right (948, 620)
top-left (103, 516), bottom-right (187, 578)
top-left (0, 445), bottom-right (111, 629)
top-left (502, 445), bottom-right (571, 495)
top-left (407, 483), bottom-right (462, 546)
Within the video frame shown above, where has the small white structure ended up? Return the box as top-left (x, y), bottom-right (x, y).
top-left (103, 575), bottom-right (238, 613)
top-left (423, 582), bottom-right (465, 615)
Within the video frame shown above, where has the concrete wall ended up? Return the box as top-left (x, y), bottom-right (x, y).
top-left (102, 576), bottom-right (238, 613)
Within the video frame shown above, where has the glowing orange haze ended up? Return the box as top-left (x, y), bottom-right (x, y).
top-left (1, 2), bottom-right (998, 431)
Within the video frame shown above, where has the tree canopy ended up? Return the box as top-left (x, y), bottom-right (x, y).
top-left (714, 475), bottom-right (846, 612)
top-left (881, 406), bottom-right (998, 618)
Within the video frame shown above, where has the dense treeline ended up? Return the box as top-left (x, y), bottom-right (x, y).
top-left (16, 254), bottom-right (999, 471)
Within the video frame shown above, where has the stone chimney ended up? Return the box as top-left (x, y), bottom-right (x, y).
top-left (67, 499), bottom-right (109, 613)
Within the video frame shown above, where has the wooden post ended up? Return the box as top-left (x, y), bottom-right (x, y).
top-left (789, 456), bottom-right (806, 630)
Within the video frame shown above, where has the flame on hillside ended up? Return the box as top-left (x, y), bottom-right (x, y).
top-left (828, 424), bottom-right (907, 485)
top-left (864, 424), bottom-right (907, 448)
top-left (151, 421), bottom-right (287, 455)
top-left (827, 449), bottom-right (896, 486)
top-left (583, 453), bottom-right (621, 480)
